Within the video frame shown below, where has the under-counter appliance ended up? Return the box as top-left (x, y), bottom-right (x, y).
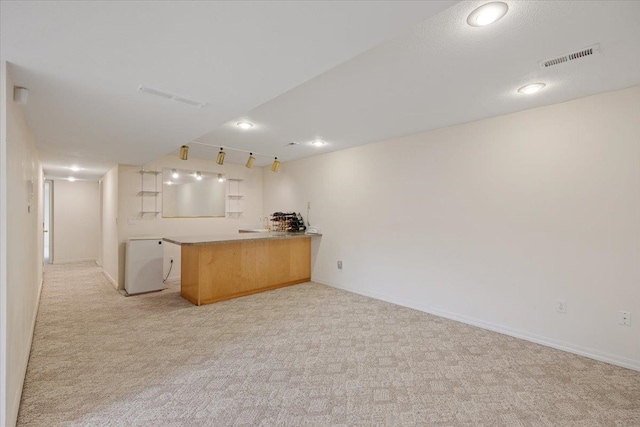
top-left (125, 237), bottom-right (164, 295)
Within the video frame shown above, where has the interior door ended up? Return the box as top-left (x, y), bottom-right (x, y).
top-left (43, 180), bottom-right (52, 263)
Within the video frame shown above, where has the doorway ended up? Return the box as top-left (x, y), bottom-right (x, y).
top-left (44, 180), bottom-right (53, 263)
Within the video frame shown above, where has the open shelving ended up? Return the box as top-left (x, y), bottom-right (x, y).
top-left (139, 168), bottom-right (161, 218)
top-left (226, 178), bottom-right (244, 218)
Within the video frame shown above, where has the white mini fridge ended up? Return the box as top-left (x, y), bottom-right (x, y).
top-left (125, 238), bottom-right (164, 295)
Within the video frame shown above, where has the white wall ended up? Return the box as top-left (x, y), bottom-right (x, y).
top-left (52, 180), bottom-right (100, 264)
top-left (263, 86), bottom-right (640, 370)
top-left (115, 155), bottom-right (264, 289)
top-left (0, 61), bottom-right (44, 427)
top-left (101, 165), bottom-right (119, 288)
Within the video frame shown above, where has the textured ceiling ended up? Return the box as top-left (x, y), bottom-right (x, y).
top-left (194, 0), bottom-right (640, 166)
top-left (1, 0), bottom-right (454, 180)
top-left (2, 1), bottom-right (639, 177)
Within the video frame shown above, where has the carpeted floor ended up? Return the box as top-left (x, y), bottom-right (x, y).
top-left (17, 262), bottom-right (640, 426)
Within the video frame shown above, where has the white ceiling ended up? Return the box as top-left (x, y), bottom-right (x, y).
top-left (195, 0), bottom-right (640, 166)
top-left (2, 1), bottom-right (639, 177)
top-left (0, 0), bottom-right (455, 180)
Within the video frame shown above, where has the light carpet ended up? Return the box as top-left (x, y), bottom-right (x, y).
top-left (17, 262), bottom-right (640, 426)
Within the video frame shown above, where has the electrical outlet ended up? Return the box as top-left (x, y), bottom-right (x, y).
top-left (557, 300), bottom-right (567, 313)
top-left (337, 261), bottom-right (343, 269)
top-left (619, 311), bottom-right (631, 326)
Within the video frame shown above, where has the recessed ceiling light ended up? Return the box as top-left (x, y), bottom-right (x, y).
top-left (166, 181), bottom-right (173, 185)
top-left (312, 139), bottom-right (326, 146)
top-left (70, 165), bottom-right (80, 172)
top-left (68, 177), bottom-right (76, 182)
top-left (467, 2), bottom-right (508, 27)
top-left (237, 121), bottom-right (254, 130)
top-left (518, 83), bottom-right (546, 94)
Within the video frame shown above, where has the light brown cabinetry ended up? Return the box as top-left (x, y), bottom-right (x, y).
top-left (180, 237), bottom-right (311, 305)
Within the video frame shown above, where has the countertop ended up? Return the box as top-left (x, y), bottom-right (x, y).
top-left (164, 232), bottom-right (321, 246)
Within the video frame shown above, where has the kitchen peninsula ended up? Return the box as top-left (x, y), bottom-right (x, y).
top-left (164, 232), bottom-right (319, 306)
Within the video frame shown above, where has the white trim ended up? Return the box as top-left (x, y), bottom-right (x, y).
top-left (101, 269), bottom-right (118, 289)
top-left (0, 60), bottom-right (8, 427)
top-left (9, 278), bottom-right (43, 427)
top-left (314, 277), bottom-right (640, 372)
top-left (166, 274), bottom-right (180, 283)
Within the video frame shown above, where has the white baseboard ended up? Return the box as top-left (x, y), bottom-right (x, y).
top-left (166, 274), bottom-right (180, 283)
top-left (101, 269), bottom-right (119, 290)
top-left (10, 277), bottom-right (44, 427)
top-left (314, 277), bottom-right (640, 372)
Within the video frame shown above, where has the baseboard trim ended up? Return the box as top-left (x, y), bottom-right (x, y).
top-left (10, 277), bottom-right (44, 427)
top-left (101, 269), bottom-right (118, 290)
top-left (314, 278), bottom-right (640, 372)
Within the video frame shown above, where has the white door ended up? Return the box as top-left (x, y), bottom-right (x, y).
top-left (43, 180), bottom-right (52, 263)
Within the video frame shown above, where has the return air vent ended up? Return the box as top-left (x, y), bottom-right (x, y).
top-left (137, 85), bottom-right (207, 108)
top-left (539, 44), bottom-right (600, 69)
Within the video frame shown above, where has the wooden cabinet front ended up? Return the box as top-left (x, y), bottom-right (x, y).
top-left (180, 237), bottom-right (311, 305)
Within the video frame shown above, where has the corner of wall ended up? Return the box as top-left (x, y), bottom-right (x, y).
top-left (100, 164), bottom-right (120, 291)
top-left (0, 58), bottom-right (10, 427)
top-left (1, 60), bottom-right (45, 427)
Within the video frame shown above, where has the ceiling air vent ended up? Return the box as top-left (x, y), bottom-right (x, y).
top-left (137, 85), bottom-right (207, 108)
top-left (539, 44), bottom-right (600, 69)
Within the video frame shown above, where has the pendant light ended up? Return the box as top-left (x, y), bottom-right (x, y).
top-left (179, 145), bottom-right (189, 160)
top-left (271, 157), bottom-right (280, 172)
top-left (245, 153), bottom-right (255, 169)
top-left (216, 147), bottom-right (226, 165)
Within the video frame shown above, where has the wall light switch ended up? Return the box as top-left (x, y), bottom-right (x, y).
top-left (337, 261), bottom-right (343, 269)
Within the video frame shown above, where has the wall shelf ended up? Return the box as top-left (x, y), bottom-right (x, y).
top-left (226, 179), bottom-right (243, 218)
top-left (139, 168), bottom-right (160, 217)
